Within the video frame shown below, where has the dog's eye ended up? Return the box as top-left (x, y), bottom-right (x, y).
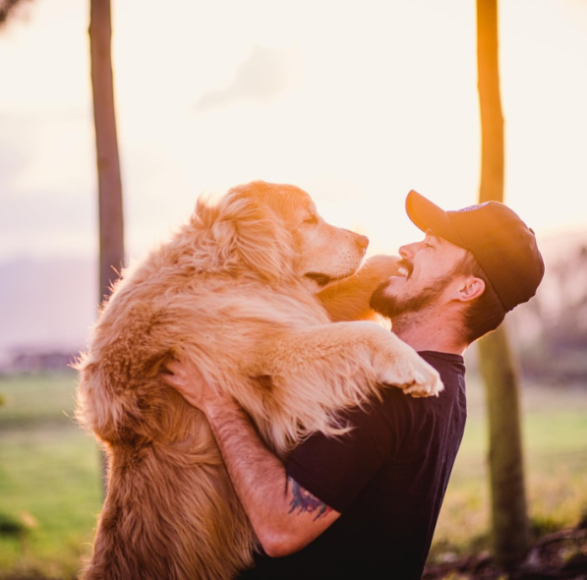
top-left (304, 215), bottom-right (319, 225)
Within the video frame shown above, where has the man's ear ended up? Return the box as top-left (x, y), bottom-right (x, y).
top-left (455, 276), bottom-right (485, 303)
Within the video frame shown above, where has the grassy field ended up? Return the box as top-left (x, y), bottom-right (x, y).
top-left (430, 380), bottom-right (587, 562)
top-left (0, 372), bottom-right (586, 579)
top-left (0, 374), bottom-right (101, 579)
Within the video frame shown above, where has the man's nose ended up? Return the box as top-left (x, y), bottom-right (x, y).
top-left (355, 234), bottom-right (369, 251)
top-left (399, 242), bottom-right (416, 259)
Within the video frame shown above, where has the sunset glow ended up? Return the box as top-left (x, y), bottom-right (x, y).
top-left (1, 0), bottom-right (586, 262)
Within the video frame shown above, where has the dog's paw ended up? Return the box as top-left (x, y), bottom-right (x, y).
top-left (377, 356), bottom-right (444, 398)
top-left (402, 367), bottom-right (444, 398)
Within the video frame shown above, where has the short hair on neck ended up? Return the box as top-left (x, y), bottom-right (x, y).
top-left (455, 251), bottom-right (506, 344)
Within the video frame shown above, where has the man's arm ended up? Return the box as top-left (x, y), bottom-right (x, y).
top-left (163, 362), bottom-right (341, 558)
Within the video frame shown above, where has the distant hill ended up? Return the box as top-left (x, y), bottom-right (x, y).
top-left (0, 257), bottom-right (97, 363)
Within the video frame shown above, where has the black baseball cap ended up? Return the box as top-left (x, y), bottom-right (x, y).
top-left (405, 190), bottom-right (545, 313)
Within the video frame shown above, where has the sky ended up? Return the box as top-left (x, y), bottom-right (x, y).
top-left (1, 0), bottom-right (586, 265)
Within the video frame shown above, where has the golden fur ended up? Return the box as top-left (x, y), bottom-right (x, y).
top-left (75, 181), bottom-right (442, 580)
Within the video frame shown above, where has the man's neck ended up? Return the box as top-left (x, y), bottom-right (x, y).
top-left (391, 309), bottom-right (467, 356)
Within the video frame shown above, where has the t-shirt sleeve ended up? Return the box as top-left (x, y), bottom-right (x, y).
top-left (286, 389), bottom-right (408, 513)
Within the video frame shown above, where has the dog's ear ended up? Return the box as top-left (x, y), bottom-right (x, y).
top-left (231, 192), bottom-right (295, 283)
top-left (197, 186), bottom-right (295, 284)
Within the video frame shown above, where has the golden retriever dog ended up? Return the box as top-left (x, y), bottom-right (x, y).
top-left (75, 180), bottom-right (443, 580)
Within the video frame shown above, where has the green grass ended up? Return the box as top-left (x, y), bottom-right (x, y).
top-left (0, 373), bottom-right (80, 427)
top-left (0, 372), bottom-right (586, 577)
top-left (0, 373), bottom-right (102, 579)
top-left (430, 380), bottom-right (587, 562)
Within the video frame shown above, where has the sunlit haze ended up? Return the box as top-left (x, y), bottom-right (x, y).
top-left (1, 0), bottom-right (586, 264)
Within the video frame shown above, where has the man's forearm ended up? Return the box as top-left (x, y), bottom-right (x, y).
top-left (204, 398), bottom-right (339, 557)
top-left (206, 400), bottom-right (289, 546)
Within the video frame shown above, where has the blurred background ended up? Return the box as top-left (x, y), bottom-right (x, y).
top-left (0, 0), bottom-right (586, 578)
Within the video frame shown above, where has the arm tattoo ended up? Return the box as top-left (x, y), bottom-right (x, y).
top-left (287, 476), bottom-right (333, 521)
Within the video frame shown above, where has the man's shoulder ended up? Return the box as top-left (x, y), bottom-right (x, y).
top-left (373, 351), bottom-right (467, 427)
top-left (416, 350), bottom-right (466, 401)
top-left (288, 350), bottom-right (466, 471)
top-left (417, 350), bottom-right (465, 369)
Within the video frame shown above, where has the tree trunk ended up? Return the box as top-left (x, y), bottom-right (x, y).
top-left (478, 329), bottom-right (529, 567)
top-left (89, 0), bottom-right (125, 494)
top-left (476, 0), bottom-right (530, 569)
top-left (89, 0), bottom-right (124, 304)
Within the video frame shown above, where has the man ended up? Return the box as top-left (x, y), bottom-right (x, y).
top-left (164, 191), bottom-right (544, 579)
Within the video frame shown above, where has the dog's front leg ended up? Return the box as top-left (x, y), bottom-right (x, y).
top-left (248, 321), bottom-right (443, 446)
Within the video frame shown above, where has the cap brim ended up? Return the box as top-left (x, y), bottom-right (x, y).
top-left (405, 190), bottom-right (465, 248)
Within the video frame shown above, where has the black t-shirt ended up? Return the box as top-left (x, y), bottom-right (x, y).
top-left (238, 351), bottom-right (467, 580)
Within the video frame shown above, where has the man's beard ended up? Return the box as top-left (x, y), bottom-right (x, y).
top-left (369, 272), bottom-right (453, 322)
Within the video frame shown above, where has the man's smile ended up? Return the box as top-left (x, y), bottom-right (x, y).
top-left (390, 259), bottom-right (414, 281)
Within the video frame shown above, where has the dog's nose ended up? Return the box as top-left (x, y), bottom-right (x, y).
top-left (355, 234), bottom-right (369, 251)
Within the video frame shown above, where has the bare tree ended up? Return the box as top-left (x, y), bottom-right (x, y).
top-left (0, 0), bottom-right (30, 25)
top-left (476, 0), bottom-right (530, 568)
top-left (89, 0), bottom-right (125, 304)
top-left (89, 0), bottom-right (125, 492)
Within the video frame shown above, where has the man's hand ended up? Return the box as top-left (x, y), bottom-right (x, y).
top-left (162, 359), bottom-right (231, 415)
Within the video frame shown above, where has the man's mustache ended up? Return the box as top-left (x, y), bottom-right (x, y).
top-left (397, 258), bottom-right (414, 280)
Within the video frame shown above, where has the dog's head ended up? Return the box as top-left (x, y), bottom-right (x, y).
top-left (193, 180), bottom-right (369, 291)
